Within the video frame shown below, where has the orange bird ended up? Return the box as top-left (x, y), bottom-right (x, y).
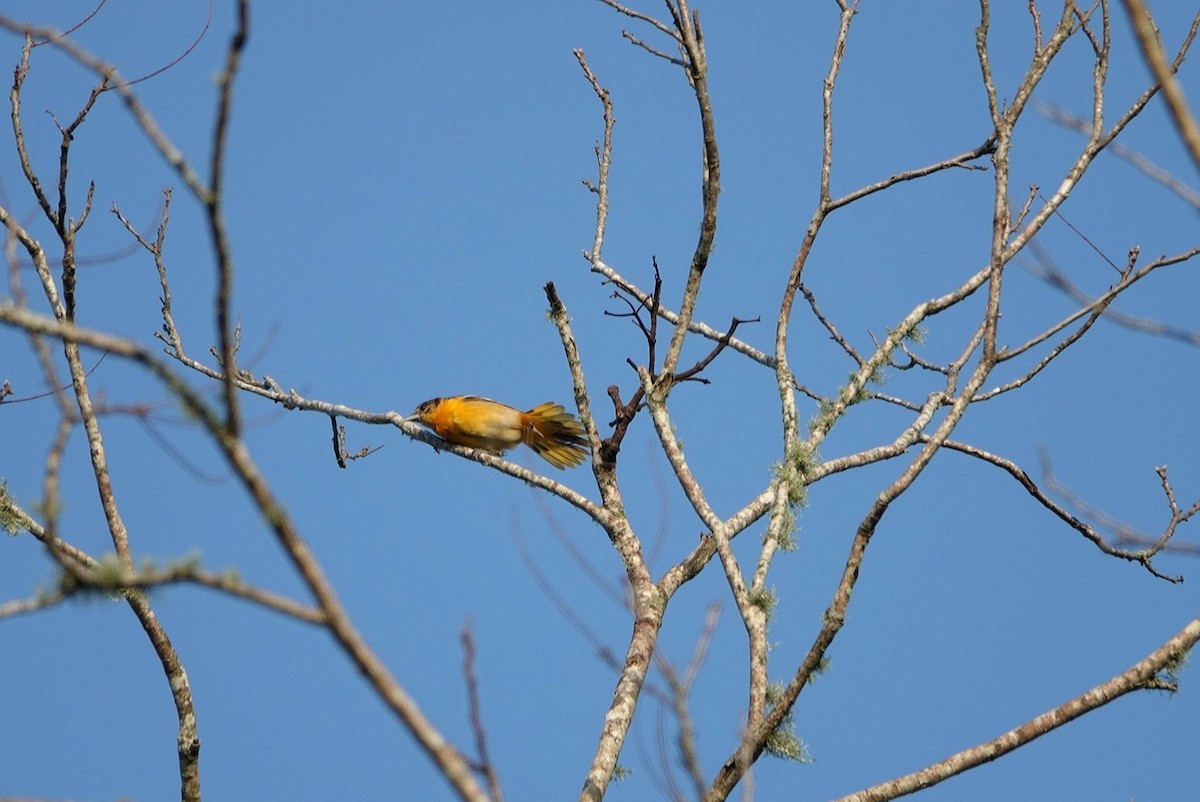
top-left (405, 396), bottom-right (589, 470)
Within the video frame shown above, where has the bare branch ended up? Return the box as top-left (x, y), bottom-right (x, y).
top-left (1119, 2), bottom-right (1200, 173)
top-left (1027, 245), bottom-right (1200, 346)
top-left (594, 0), bottom-right (681, 41)
top-left (461, 624), bottom-right (505, 802)
top-left (654, 602), bottom-right (720, 800)
top-left (574, 50), bottom-right (615, 264)
top-left (654, 2), bottom-right (722, 381)
top-left (210, 0), bottom-right (250, 436)
top-left (1037, 101), bottom-right (1200, 210)
top-left (827, 138), bottom-right (996, 212)
top-left (710, 339), bottom-right (1002, 798)
top-left (0, 302), bottom-right (492, 802)
top-left (835, 616), bottom-right (1200, 801)
top-left (930, 439), bottom-right (1190, 581)
top-left (622, 29), bottom-right (686, 65)
top-left (590, 258), bottom-right (774, 369)
top-left (800, 283), bottom-right (864, 367)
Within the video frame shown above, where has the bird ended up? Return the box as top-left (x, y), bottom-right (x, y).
top-left (404, 395), bottom-right (589, 470)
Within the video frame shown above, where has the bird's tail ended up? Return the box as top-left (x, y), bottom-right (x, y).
top-left (521, 402), bottom-right (589, 469)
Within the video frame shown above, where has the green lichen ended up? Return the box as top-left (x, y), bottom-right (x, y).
top-left (747, 585), bottom-right (777, 619)
top-left (762, 682), bottom-right (812, 763)
top-left (0, 482), bottom-right (24, 534)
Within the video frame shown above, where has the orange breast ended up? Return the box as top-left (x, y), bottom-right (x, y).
top-left (426, 396), bottom-right (524, 452)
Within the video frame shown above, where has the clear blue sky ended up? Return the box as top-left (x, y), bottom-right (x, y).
top-left (2, 2), bottom-right (1198, 800)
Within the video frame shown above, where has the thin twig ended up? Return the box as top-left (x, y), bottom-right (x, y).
top-left (461, 624), bottom-right (505, 802)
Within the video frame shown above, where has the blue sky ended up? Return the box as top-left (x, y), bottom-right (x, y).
top-left (2, 2), bottom-right (1198, 800)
